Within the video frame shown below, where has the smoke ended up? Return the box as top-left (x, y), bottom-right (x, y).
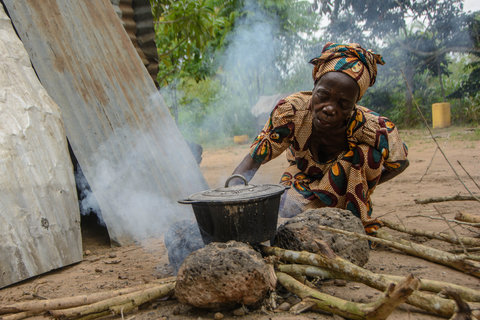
top-left (67, 88), bottom-right (209, 248)
top-left (74, 166), bottom-right (105, 227)
top-left (163, 0), bottom-right (310, 148)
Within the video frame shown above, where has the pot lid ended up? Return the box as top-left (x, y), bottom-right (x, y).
top-left (182, 174), bottom-right (287, 203)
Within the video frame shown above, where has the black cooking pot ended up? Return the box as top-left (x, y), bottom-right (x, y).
top-left (178, 174), bottom-right (288, 245)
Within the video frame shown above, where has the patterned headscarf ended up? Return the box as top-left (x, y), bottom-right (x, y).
top-left (309, 42), bottom-right (385, 101)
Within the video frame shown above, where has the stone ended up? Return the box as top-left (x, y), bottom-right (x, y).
top-left (273, 208), bottom-right (370, 266)
top-left (277, 302), bottom-right (291, 311)
top-left (175, 241), bottom-right (277, 310)
top-left (333, 279), bottom-right (347, 287)
top-left (232, 306), bottom-right (247, 316)
top-left (164, 219), bottom-right (205, 273)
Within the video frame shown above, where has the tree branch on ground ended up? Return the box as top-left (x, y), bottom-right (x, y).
top-left (414, 194), bottom-right (479, 204)
top-left (278, 264), bottom-right (480, 303)
top-left (382, 219), bottom-right (480, 246)
top-left (276, 271), bottom-right (419, 320)
top-left (261, 244), bottom-right (459, 318)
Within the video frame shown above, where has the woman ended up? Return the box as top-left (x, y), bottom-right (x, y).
top-left (232, 42), bottom-right (409, 235)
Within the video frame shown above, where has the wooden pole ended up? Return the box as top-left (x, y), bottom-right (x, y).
top-left (276, 272), bottom-right (419, 320)
top-left (382, 219), bottom-right (480, 246)
top-left (262, 245), bottom-right (456, 318)
top-left (49, 282), bottom-right (175, 319)
top-left (278, 264), bottom-right (480, 303)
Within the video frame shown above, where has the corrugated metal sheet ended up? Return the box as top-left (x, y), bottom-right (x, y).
top-left (0, 4), bottom-right (82, 288)
top-left (111, 0), bottom-right (159, 85)
top-left (4, 0), bottom-right (208, 245)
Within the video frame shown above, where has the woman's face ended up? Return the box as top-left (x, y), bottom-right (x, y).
top-left (310, 72), bottom-right (359, 133)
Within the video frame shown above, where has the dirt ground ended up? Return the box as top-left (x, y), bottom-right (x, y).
top-left (1, 127), bottom-right (480, 320)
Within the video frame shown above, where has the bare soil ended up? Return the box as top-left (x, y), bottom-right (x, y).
top-left (1, 127), bottom-right (480, 320)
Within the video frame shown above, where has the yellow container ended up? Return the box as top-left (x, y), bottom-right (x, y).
top-left (233, 135), bottom-right (249, 144)
top-left (432, 102), bottom-right (451, 128)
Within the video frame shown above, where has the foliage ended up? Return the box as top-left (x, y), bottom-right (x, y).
top-left (449, 12), bottom-right (480, 98)
top-left (151, 0), bottom-right (238, 85)
top-left (309, 0), bottom-right (473, 127)
top-left (152, 0), bottom-right (322, 144)
top-left (150, 0), bottom-right (479, 145)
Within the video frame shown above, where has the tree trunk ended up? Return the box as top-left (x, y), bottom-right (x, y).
top-left (404, 65), bottom-right (415, 125)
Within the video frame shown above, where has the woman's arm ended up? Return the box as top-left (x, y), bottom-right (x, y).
top-left (378, 160), bottom-right (409, 184)
top-left (231, 154), bottom-right (262, 184)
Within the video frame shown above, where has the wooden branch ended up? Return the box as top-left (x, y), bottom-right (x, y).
top-left (414, 194), bottom-right (478, 204)
top-left (447, 290), bottom-right (474, 320)
top-left (278, 264), bottom-right (480, 303)
top-left (376, 229), bottom-right (480, 270)
top-left (262, 246), bottom-right (457, 318)
top-left (450, 247), bottom-right (480, 254)
top-left (276, 272), bottom-right (365, 319)
top-left (312, 225), bottom-right (480, 278)
top-left (74, 311), bottom-right (110, 320)
top-left (456, 212), bottom-right (480, 224)
top-left (48, 282), bottom-right (175, 319)
top-left (432, 205), bottom-right (470, 255)
top-left (289, 299), bottom-right (317, 314)
top-left (382, 219), bottom-right (480, 246)
top-left (406, 214), bottom-right (480, 227)
top-left (457, 160), bottom-right (480, 192)
top-left (363, 274), bottom-right (420, 320)
top-left (417, 146), bottom-right (438, 183)
top-left (0, 311), bottom-right (37, 320)
top-left (276, 271), bottom-right (419, 320)
top-left (0, 277), bottom-right (176, 315)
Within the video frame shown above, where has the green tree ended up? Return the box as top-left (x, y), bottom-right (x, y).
top-left (311, 0), bottom-right (471, 126)
top-left (151, 0), bottom-right (322, 143)
top-left (449, 12), bottom-right (480, 98)
top-left (150, 0), bottom-right (238, 121)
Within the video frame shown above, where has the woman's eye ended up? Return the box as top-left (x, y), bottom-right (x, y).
top-left (316, 93), bottom-right (328, 101)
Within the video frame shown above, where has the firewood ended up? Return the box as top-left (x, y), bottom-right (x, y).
top-left (447, 290), bottom-right (475, 320)
top-left (262, 245), bottom-right (457, 318)
top-left (109, 301), bottom-right (137, 316)
top-left (406, 214), bottom-right (480, 227)
top-left (0, 311), bottom-right (37, 320)
top-left (276, 271), bottom-right (419, 320)
top-left (414, 194), bottom-right (478, 204)
top-left (456, 212), bottom-right (480, 225)
top-left (0, 277), bottom-right (175, 315)
top-left (48, 282), bottom-right (175, 319)
top-left (382, 219), bottom-right (480, 246)
top-left (450, 247), bottom-right (480, 254)
top-left (311, 225), bottom-right (480, 278)
top-left (278, 264), bottom-right (480, 303)
top-left (376, 229), bottom-right (480, 268)
top-left (74, 311), bottom-right (110, 320)
top-left (289, 299), bottom-right (317, 314)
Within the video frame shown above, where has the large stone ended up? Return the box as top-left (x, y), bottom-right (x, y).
top-left (164, 219), bottom-right (204, 274)
top-left (175, 241), bottom-right (277, 310)
top-left (273, 208), bottom-right (370, 266)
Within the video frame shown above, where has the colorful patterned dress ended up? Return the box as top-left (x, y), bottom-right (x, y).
top-left (249, 92), bottom-right (409, 234)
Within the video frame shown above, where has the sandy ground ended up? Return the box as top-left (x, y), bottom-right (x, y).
top-left (1, 127), bottom-right (480, 320)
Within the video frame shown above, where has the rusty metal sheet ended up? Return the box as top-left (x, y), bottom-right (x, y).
top-left (4, 0), bottom-right (208, 245)
top-left (0, 5), bottom-right (82, 288)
